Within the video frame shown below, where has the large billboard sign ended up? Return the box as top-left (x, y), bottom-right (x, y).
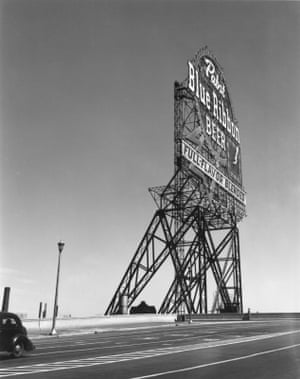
top-left (180, 50), bottom-right (246, 208)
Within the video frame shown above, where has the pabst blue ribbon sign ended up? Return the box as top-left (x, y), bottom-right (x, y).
top-left (181, 51), bottom-right (246, 206)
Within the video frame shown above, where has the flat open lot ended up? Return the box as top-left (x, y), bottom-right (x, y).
top-left (1, 319), bottom-right (300, 378)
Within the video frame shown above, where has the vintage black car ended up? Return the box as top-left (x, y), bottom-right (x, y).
top-left (0, 312), bottom-right (35, 358)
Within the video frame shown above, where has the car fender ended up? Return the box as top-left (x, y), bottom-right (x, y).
top-left (10, 334), bottom-right (35, 352)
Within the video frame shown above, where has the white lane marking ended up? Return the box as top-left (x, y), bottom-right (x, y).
top-left (36, 339), bottom-right (115, 349)
top-left (131, 343), bottom-right (300, 378)
top-left (143, 337), bottom-right (158, 340)
top-left (33, 333), bottom-right (212, 356)
top-left (0, 330), bottom-right (299, 377)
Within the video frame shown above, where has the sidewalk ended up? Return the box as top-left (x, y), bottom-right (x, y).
top-left (25, 314), bottom-right (176, 339)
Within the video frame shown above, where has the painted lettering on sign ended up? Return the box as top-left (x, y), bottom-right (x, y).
top-left (188, 61), bottom-right (240, 145)
top-left (204, 58), bottom-right (226, 98)
top-left (182, 140), bottom-right (246, 206)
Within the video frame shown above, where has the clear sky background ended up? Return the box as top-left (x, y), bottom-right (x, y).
top-left (0, 0), bottom-right (299, 318)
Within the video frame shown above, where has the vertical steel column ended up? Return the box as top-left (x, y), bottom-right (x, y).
top-left (234, 225), bottom-right (243, 313)
top-left (174, 82), bottom-right (186, 317)
top-left (199, 211), bottom-right (208, 314)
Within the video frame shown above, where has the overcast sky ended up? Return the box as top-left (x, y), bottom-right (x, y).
top-left (1, 0), bottom-right (299, 318)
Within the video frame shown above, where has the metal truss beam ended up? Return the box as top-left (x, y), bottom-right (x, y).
top-left (105, 201), bottom-right (243, 315)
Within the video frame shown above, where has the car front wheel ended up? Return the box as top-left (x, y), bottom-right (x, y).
top-left (11, 340), bottom-right (25, 358)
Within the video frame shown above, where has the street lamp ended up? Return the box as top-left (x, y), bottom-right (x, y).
top-left (49, 240), bottom-right (65, 335)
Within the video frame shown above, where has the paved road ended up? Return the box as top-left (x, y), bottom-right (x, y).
top-left (1, 319), bottom-right (300, 378)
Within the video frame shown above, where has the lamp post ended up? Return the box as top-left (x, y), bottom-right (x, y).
top-left (49, 240), bottom-right (65, 335)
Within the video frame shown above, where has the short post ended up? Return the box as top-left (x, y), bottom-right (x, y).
top-left (1, 287), bottom-right (11, 312)
top-left (38, 302), bottom-right (43, 332)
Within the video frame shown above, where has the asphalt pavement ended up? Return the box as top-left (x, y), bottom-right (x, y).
top-left (1, 319), bottom-right (300, 378)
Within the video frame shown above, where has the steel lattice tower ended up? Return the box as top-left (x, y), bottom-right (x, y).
top-left (105, 48), bottom-right (246, 316)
